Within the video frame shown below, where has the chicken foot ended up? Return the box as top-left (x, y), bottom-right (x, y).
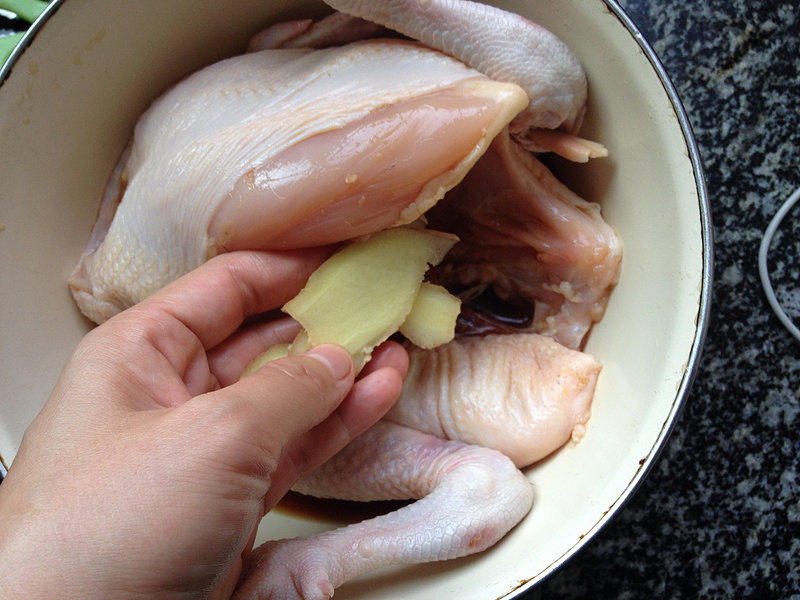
top-left (234, 421), bottom-right (533, 600)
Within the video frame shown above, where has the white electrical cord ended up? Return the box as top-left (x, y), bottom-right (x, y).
top-left (758, 186), bottom-right (800, 343)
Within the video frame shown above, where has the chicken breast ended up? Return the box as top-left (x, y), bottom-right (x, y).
top-left (68, 40), bottom-right (527, 323)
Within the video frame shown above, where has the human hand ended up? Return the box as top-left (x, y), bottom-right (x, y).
top-left (0, 249), bottom-right (409, 600)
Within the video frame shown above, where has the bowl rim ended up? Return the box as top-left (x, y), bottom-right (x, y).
top-left (0, 0), bottom-right (60, 86)
top-left (523, 0), bottom-right (713, 591)
top-left (0, 0), bottom-right (714, 591)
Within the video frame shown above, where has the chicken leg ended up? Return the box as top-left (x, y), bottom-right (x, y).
top-left (235, 421), bottom-right (533, 600)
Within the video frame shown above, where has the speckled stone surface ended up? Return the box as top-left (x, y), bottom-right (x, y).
top-left (2, 1), bottom-right (798, 597)
top-left (535, 1), bottom-right (800, 598)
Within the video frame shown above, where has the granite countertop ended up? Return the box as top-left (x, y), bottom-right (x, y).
top-left (538, 0), bottom-right (800, 597)
top-left (1, 1), bottom-right (798, 598)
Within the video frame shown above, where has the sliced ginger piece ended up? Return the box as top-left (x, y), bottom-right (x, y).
top-left (399, 282), bottom-right (461, 349)
top-left (284, 227), bottom-right (457, 370)
top-left (241, 227), bottom-right (461, 378)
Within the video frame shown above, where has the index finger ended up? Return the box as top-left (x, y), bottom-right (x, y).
top-left (139, 248), bottom-right (331, 350)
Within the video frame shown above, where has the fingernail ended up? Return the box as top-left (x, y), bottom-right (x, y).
top-left (306, 344), bottom-right (353, 381)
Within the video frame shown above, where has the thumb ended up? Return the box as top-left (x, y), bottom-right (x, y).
top-left (196, 344), bottom-right (355, 486)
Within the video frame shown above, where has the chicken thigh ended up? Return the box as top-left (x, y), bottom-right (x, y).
top-left (387, 333), bottom-right (600, 467)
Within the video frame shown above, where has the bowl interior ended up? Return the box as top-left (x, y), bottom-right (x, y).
top-left (0, 0), bottom-right (708, 597)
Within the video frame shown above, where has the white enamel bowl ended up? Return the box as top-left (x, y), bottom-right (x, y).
top-left (0, 1), bottom-right (711, 597)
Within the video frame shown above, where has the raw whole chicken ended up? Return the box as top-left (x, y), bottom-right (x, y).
top-left (66, 1), bottom-right (623, 598)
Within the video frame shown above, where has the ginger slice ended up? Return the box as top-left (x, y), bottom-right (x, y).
top-left (243, 227), bottom-right (459, 376)
top-left (399, 282), bottom-right (461, 349)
